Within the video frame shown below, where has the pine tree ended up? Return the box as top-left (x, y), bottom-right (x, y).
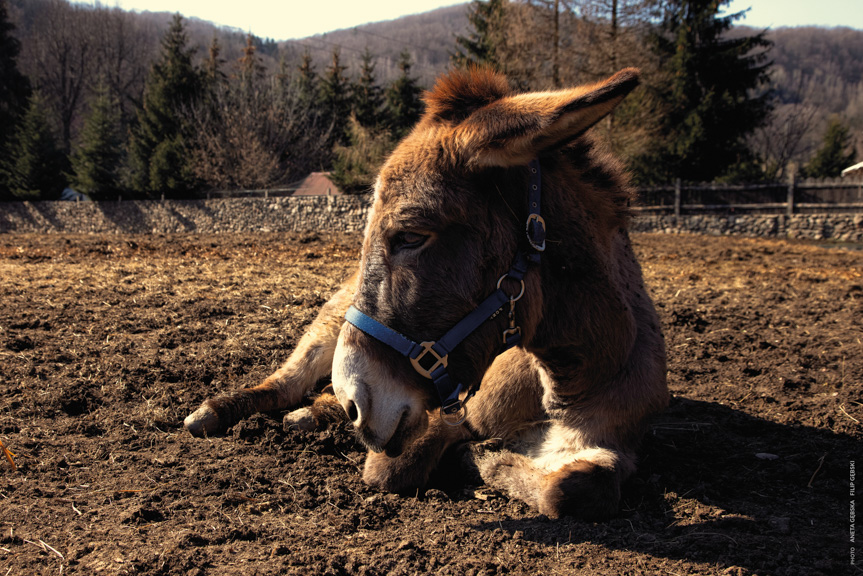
top-left (296, 49), bottom-right (318, 107)
top-left (203, 36), bottom-right (227, 95)
top-left (352, 48), bottom-right (383, 129)
top-left (634, 0), bottom-right (772, 183)
top-left (127, 14), bottom-right (202, 198)
top-left (0, 0), bottom-right (32, 199)
top-left (7, 92), bottom-right (67, 200)
top-left (319, 48), bottom-right (351, 146)
top-left (451, 0), bottom-right (505, 69)
top-left (275, 56), bottom-right (292, 90)
top-left (332, 115), bottom-right (394, 193)
top-left (237, 33), bottom-right (266, 92)
top-left (70, 87), bottom-right (124, 200)
top-left (803, 117), bottom-right (857, 179)
top-left (384, 51), bottom-right (424, 140)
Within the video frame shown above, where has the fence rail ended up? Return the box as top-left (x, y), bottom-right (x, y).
top-left (634, 177), bottom-right (863, 215)
top-left (16, 177), bottom-right (863, 214)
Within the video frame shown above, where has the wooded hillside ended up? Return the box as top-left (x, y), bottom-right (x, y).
top-left (315, 15), bottom-right (863, 167)
top-left (282, 5), bottom-right (470, 87)
top-left (9, 1), bottom-right (861, 137)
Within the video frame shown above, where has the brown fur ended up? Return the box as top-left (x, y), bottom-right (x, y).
top-left (185, 67), bottom-right (668, 520)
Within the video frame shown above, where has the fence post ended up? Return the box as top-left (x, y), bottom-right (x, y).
top-left (674, 178), bottom-right (681, 223)
top-left (786, 168), bottom-right (796, 216)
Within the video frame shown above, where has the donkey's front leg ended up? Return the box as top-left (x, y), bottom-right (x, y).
top-left (465, 433), bottom-right (634, 520)
top-left (184, 272), bottom-right (358, 437)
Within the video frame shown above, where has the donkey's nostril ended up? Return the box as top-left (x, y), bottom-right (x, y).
top-left (346, 401), bottom-right (359, 423)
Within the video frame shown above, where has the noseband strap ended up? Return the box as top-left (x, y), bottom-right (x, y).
top-left (345, 159), bottom-right (544, 425)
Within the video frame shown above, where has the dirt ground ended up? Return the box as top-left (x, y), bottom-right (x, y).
top-left (0, 231), bottom-right (860, 576)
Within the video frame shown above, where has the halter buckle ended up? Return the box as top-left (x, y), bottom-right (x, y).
top-left (410, 341), bottom-right (448, 380)
top-left (526, 213), bottom-right (546, 252)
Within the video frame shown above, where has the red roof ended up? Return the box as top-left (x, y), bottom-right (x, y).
top-left (291, 172), bottom-right (342, 196)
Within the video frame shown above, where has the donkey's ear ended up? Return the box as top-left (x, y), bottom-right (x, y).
top-left (460, 68), bottom-right (640, 168)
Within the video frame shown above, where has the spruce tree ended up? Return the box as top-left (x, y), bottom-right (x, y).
top-left (127, 14), bottom-right (202, 198)
top-left (0, 0), bottom-right (32, 199)
top-left (237, 33), bottom-right (266, 92)
top-left (451, 0), bottom-right (505, 69)
top-left (384, 51), bottom-right (423, 140)
top-left (296, 49), bottom-right (318, 107)
top-left (70, 87), bottom-right (124, 200)
top-left (7, 93), bottom-right (66, 200)
top-left (352, 48), bottom-right (383, 129)
top-left (275, 56), bottom-right (292, 90)
top-left (332, 116), bottom-right (394, 193)
top-left (203, 36), bottom-right (228, 95)
top-left (319, 48), bottom-right (351, 147)
top-left (803, 117), bottom-right (857, 179)
top-left (634, 0), bottom-right (772, 183)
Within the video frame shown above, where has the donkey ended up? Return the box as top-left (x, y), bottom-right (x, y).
top-left (185, 67), bottom-right (668, 520)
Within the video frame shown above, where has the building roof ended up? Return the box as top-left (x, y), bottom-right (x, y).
top-left (841, 161), bottom-right (863, 180)
top-left (291, 172), bottom-right (342, 196)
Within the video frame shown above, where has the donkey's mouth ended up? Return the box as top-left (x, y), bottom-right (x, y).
top-left (356, 407), bottom-right (424, 458)
top-left (381, 410), bottom-right (413, 457)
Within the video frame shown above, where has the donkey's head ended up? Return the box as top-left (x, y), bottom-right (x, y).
top-left (332, 67), bottom-right (640, 455)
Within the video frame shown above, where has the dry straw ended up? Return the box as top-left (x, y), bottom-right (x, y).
top-left (0, 439), bottom-right (16, 470)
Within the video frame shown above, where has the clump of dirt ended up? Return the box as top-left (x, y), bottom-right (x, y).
top-left (0, 232), bottom-right (859, 575)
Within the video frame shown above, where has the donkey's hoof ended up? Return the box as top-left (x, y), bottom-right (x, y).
top-left (283, 407), bottom-right (317, 432)
top-left (539, 461), bottom-right (620, 520)
top-left (455, 438), bottom-right (505, 483)
top-left (457, 438), bottom-right (504, 463)
top-left (184, 404), bottom-right (222, 437)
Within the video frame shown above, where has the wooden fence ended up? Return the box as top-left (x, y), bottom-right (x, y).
top-left (66, 177), bottom-right (863, 214)
top-left (635, 177), bottom-right (863, 215)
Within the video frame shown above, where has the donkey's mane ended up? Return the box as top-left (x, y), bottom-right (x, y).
top-left (423, 67), bottom-right (512, 124)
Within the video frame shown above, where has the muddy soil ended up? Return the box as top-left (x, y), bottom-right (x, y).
top-left (0, 232), bottom-right (860, 576)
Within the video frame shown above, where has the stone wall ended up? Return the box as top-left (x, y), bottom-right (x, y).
top-left (630, 213), bottom-right (863, 243)
top-left (0, 196), bottom-right (371, 235)
top-left (1, 196), bottom-right (862, 243)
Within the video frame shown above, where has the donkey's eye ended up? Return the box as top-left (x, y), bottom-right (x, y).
top-left (392, 231), bottom-right (428, 252)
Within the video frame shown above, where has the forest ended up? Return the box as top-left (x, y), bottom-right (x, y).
top-left (0, 0), bottom-right (860, 201)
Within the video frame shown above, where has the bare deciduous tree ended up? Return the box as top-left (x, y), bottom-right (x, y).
top-left (188, 77), bottom-right (332, 191)
top-left (22, 0), bottom-right (92, 152)
top-left (90, 6), bottom-right (157, 125)
top-left (572, 0), bottom-right (659, 79)
top-left (749, 102), bottom-right (819, 181)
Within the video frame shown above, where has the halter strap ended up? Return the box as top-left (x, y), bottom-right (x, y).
top-left (525, 158), bottom-right (546, 261)
top-left (344, 160), bottom-right (544, 424)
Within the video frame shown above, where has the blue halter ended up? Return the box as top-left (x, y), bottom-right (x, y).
top-left (344, 159), bottom-right (546, 425)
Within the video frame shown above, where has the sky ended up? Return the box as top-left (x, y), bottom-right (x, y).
top-left (724, 0), bottom-right (863, 30)
top-left (81, 0), bottom-right (863, 41)
top-left (94, 0), bottom-right (468, 40)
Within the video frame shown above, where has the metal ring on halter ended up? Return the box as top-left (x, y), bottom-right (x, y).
top-left (440, 400), bottom-right (467, 426)
top-left (496, 274), bottom-right (525, 302)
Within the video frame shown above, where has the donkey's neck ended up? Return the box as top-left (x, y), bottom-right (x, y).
top-left (525, 148), bottom-right (639, 392)
top-left (531, 231), bottom-right (638, 380)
